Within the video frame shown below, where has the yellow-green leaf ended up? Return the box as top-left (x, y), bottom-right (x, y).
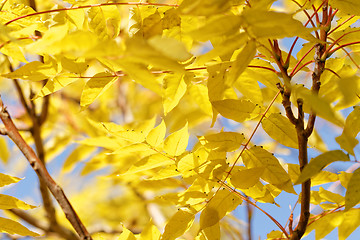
top-left (164, 122), bottom-right (189, 156)
top-left (80, 72), bottom-right (117, 108)
top-left (0, 137), bottom-right (10, 163)
top-left (146, 120), bottom-right (166, 147)
top-left (200, 132), bottom-right (245, 152)
top-left (161, 209), bottom-right (195, 240)
top-left (163, 73), bottom-right (187, 115)
top-left (295, 150), bottom-right (349, 185)
top-left (211, 99), bottom-right (261, 123)
top-left (230, 167), bottom-right (265, 189)
top-left (0, 173), bottom-right (21, 187)
top-left (345, 167), bottom-right (360, 210)
top-left (0, 194), bottom-right (36, 210)
top-left (262, 113), bottom-right (298, 149)
top-left (243, 146), bottom-right (295, 194)
top-left (336, 106), bottom-right (360, 155)
top-left (226, 40), bottom-right (256, 86)
top-left (0, 216), bottom-right (39, 237)
top-left (200, 189), bottom-right (242, 230)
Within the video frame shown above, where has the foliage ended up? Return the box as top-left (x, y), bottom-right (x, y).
top-left (0, 0), bottom-right (360, 239)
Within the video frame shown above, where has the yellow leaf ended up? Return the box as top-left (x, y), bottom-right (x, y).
top-left (188, 84), bottom-right (212, 115)
top-left (345, 167), bottom-right (360, 210)
top-left (0, 194), bottom-right (36, 210)
top-left (293, 85), bottom-right (344, 126)
top-left (142, 10), bottom-right (162, 39)
top-left (226, 40), bottom-right (257, 86)
top-left (60, 57), bottom-right (88, 74)
top-left (207, 63), bottom-right (229, 102)
top-left (78, 136), bottom-right (120, 151)
top-left (0, 137), bottom-right (10, 163)
top-left (26, 24), bottom-right (69, 55)
top-left (200, 189), bottom-right (242, 230)
top-left (336, 106), bottom-right (360, 155)
top-left (243, 146), bottom-right (295, 194)
top-left (163, 73), bottom-right (187, 115)
top-left (118, 154), bottom-right (173, 176)
top-left (339, 209), bottom-right (360, 240)
top-left (139, 220), bottom-right (161, 240)
top-left (230, 167), bottom-right (265, 189)
top-left (88, 7), bottom-right (109, 41)
top-left (148, 36), bottom-right (192, 62)
top-left (63, 145), bottom-right (95, 173)
top-left (329, 0), bottom-right (360, 16)
top-left (295, 150), bottom-right (349, 185)
top-left (2, 61), bottom-right (57, 81)
top-left (117, 61), bottom-right (161, 95)
top-left (102, 5), bottom-right (121, 38)
top-left (34, 73), bottom-right (79, 99)
top-left (179, 0), bottom-right (231, 16)
top-left (146, 120), bottom-right (166, 147)
top-left (162, 8), bottom-right (181, 30)
top-left (211, 99), bottom-right (261, 123)
top-left (262, 113), bottom-right (298, 149)
top-left (188, 15), bottom-right (241, 41)
top-left (234, 69), bottom-right (263, 105)
top-left (126, 39), bottom-right (185, 73)
top-left (200, 132), bottom-right (245, 152)
top-left (164, 122), bottom-right (189, 156)
top-left (80, 72), bottom-right (118, 108)
top-left (117, 226), bottom-right (136, 240)
top-left (241, 9), bottom-right (315, 40)
top-left (200, 222), bottom-right (220, 240)
top-left (0, 216), bottom-right (39, 237)
top-left (0, 173), bottom-right (21, 187)
top-left (161, 209), bottom-right (195, 240)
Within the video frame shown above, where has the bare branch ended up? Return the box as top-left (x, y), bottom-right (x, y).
top-left (0, 97), bottom-right (92, 240)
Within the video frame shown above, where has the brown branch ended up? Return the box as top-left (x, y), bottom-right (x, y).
top-left (246, 200), bottom-right (253, 240)
top-left (0, 97), bottom-right (92, 240)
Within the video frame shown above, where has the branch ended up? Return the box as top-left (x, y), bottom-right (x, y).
top-left (0, 97), bottom-right (92, 240)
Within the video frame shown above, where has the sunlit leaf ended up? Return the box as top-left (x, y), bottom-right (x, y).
top-left (262, 113), bottom-right (298, 149)
top-left (345, 167), bottom-right (360, 210)
top-left (0, 137), bottom-right (10, 163)
top-left (164, 122), bottom-right (189, 156)
top-left (295, 150), bottom-right (349, 185)
top-left (230, 167), bottom-right (265, 189)
top-left (146, 119), bottom-right (166, 147)
top-left (0, 217), bottom-right (39, 237)
top-left (226, 40), bottom-right (256, 86)
top-left (0, 194), bottom-right (36, 210)
top-left (199, 131), bottom-right (245, 152)
top-left (139, 220), bottom-right (161, 240)
top-left (161, 209), bottom-right (195, 240)
top-left (2, 61), bottom-right (57, 81)
top-left (329, 0), bottom-right (360, 16)
top-left (336, 106), bottom-right (360, 155)
top-left (0, 173), bottom-right (21, 187)
top-left (117, 225), bottom-right (136, 240)
top-left (243, 146), bottom-right (295, 194)
top-left (179, 0), bottom-right (231, 16)
top-left (163, 73), bottom-right (187, 115)
top-left (80, 72), bottom-right (118, 108)
top-left (211, 99), bottom-right (261, 123)
top-left (200, 189), bottom-right (242, 229)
